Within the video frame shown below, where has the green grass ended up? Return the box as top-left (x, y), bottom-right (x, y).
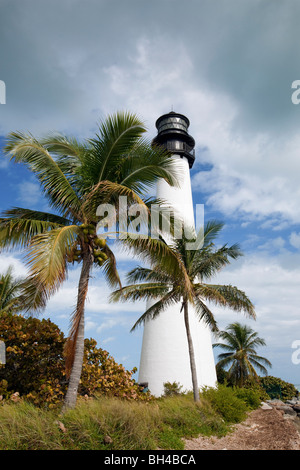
top-left (0, 387), bottom-right (260, 450)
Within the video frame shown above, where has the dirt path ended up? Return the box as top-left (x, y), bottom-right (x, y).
top-left (184, 407), bottom-right (300, 450)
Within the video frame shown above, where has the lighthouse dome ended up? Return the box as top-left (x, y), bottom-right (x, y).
top-left (152, 111), bottom-right (195, 168)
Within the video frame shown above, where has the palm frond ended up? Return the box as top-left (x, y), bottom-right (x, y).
top-left (195, 283), bottom-right (256, 319)
top-left (118, 139), bottom-right (180, 193)
top-left (0, 266), bottom-right (25, 313)
top-left (18, 275), bottom-right (50, 313)
top-left (248, 355), bottom-right (272, 372)
top-left (101, 242), bottom-right (122, 289)
top-left (130, 289), bottom-right (179, 331)
top-left (126, 266), bottom-right (172, 285)
top-left (193, 295), bottom-right (218, 332)
top-left (202, 220), bottom-right (225, 247)
top-left (0, 208), bottom-right (70, 251)
top-left (119, 236), bottom-right (193, 298)
top-left (25, 225), bottom-right (80, 294)
top-left (83, 111), bottom-right (146, 186)
top-left (110, 282), bottom-right (170, 304)
top-left (4, 132), bottom-right (81, 218)
top-left (191, 244), bottom-right (242, 280)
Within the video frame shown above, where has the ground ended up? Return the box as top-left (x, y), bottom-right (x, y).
top-left (184, 408), bottom-right (300, 450)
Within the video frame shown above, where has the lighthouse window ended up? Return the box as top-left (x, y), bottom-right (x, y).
top-left (158, 119), bottom-right (187, 133)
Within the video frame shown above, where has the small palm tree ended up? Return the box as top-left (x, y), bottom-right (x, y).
top-left (213, 322), bottom-right (272, 387)
top-left (0, 266), bottom-right (24, 314)
top-left (0, 111), bottom-right (179, 409)
top-left (110, 221), bottom-right (256, 402)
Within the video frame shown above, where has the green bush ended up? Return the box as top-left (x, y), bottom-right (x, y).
top-left (157, 393), bottom-right (228, 449)
top-left (243, 378), bottom-right (270, 401)
top-left (234, 387), bottom-right (261, 409)
top-left (0, 313), bottom-right (148, 407)
top-left (200, 384), bottom-right (248, 423)
top-left (163, 381), bottom-right (183, 396)
top-left (259, 376), bottom-right (298, 401)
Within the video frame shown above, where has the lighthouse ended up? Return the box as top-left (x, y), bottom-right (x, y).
top-left (138, 111), bottom-right (217, 396)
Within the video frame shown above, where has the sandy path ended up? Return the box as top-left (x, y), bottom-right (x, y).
top-left (184, 407), bottom-right (300, 450)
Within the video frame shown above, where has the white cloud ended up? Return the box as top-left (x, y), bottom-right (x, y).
top-left (102, 336), bottom-right (116, 345)
top-left (257, 237), bottom-right (286, 253)
top-left (289, 231), bottom-right (300, 249)
top-left (209, 251), bottom-right (300, 381)
top-left (0, 254), bottom-right (28, 277)
top-left (17, 180), bottom-right (42, 207)
top-left (1, 0), bottom-right (300, 382)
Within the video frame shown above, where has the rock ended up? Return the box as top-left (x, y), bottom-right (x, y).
top-left (292, 404), bottom-right (300, 413)
top-left (261, 402), bottom-right (273, 410)
top-left (267, 399), bottom-right (285, 406)
top-left (283, 414), bottom-right (296, 421)
top-left (286, 398), bottom-right (298, 405)
top-left (55, 421), bottom-right (67, 433)
top-left (103, 435), bottom-right (113, 445)
top-left (277, 405), bottom-right (297, 416)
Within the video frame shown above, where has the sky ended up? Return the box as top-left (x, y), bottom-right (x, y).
top-left (0, 0), bottom-right (300, 385)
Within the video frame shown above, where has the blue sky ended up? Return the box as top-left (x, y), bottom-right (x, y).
top-left (0, 0), bottom-right (300, 384)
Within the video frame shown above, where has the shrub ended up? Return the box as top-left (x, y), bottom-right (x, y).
top-left (0, 312), bottom-right (66, 403)
top-left (157, 393), bottom-right (228, 449)
top-left (163, 381), bottom-right (183, 396)
top-left (0, 313), bottom-right (148, 407)
top-left (233, 387), bottom-right (261, 409)
top-left (79, 338), bottom-right (150, 401)
top-left (259, 376), bottom-right (298, 401)
top-left (243, 378), bottom-right (270, 401)
top-left (200, 384), bottom-right (248, 423)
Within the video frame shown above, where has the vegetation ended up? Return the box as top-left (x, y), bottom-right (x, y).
top-left (163, 381), bottom-right (184, 396)
top-left (0, 386), bottom-right (262, 450)
top-left (0, 111), bottom-right (179, 409)
top-left (0, 110), bottom-right (294, 450)
top-left (213, 322), bottom-right (272, 387)
top-left (0, 266), bottom-right (25, 314)
top-left (0, 312), bottom-right (294, 450)
top-left (0, 313), bottom-right (148, 406)
top-left (110, 221), bottom-right (255, 402)
top-left (259, 376), bottom-right (298, 401)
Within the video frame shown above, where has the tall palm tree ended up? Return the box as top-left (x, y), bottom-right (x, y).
top-left (213, 322), bottom-right (272, 387)
top-left (0, 111), bottom-right (179, 409)
top-left (0, 265), bottom-right (24, 314)
top-left (110, 221), bottom-right (256, 402)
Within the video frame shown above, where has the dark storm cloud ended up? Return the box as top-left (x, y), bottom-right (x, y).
top-left (1, 0), bottom-right (299, 136)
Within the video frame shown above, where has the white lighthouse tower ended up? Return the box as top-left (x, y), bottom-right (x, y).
top-left (138, 111), bottom-right (217, 396)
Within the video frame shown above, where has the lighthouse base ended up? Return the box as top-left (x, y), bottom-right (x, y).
top-left (138, 302), bottom-right (217, 397)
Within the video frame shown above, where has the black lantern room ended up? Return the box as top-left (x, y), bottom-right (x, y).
top-left (152, 111), bottom-right (195, 168)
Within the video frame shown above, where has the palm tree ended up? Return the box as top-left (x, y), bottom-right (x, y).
top-left (0, 266), bottom-right (24, 314)
top-left (0, 111), bottom-right (179, 410)
top-left (213, 322), bottom-right (272, 387)
top-left (110, 221), bottom-right (256, 402)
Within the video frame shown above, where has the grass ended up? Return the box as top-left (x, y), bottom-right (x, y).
top-left (0, 386), bottom-right (260, 450)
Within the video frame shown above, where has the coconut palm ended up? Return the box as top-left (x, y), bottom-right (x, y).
top-left (0, 266), bottom-right (24, 314)
top-left (213, 322), bottom-right (272, 387)
top-left (0, 111), bottom-right (179, 409)
top-left (110, 221), bottom-right (256, 402)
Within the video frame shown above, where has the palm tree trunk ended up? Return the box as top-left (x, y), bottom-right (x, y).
top-left (183, 300), bottom-right (200, 402)
top-left (62, 250), bottom-right (93, 411)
